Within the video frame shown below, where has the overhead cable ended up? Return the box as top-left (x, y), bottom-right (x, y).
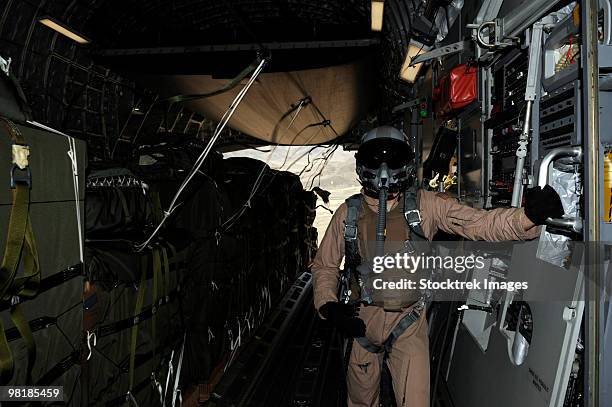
top-left (163, 57), bottom-right (262, 104)
top-left (135, 57), bottom-right (268, 251)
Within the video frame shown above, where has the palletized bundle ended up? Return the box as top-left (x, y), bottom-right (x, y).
top-left (0, 116), bottom-right (85, 404)
top-left (131, 133), bottom-right (218, 182)
top-left (86, 186), bottom-right (153, 239)
top-left (299, 190), bottom-right (319, 269)
top-left (114, 148), bottom-right (319, 394)
top-left (85, 163), bottom-right (161, 238)
top-left (83, 234), bottom-right (190, 405)
top-left (83, 163), bottom-right (192, 405)
top-left (158, 172), bottom-right (233, 385)
top-left (176, 156), bottom-right (318, 391)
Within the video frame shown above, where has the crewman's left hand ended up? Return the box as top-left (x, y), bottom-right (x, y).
top-left (319, 301), bottom-right (366, 338)
top-left (523, 185), bottom-right (565, 226)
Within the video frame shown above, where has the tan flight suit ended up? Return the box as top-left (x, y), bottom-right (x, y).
top-left (311, 189), bottom-right (540, 407)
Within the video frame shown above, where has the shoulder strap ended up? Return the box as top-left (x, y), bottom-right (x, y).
top-left (343, 194), bottom-right (362, 268)
top-left (344, 194), bottom-right (361, 240)
top-left (404, 186), bottom-right (427, 241)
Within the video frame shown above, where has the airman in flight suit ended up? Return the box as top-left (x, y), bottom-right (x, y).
top-left (311, 126), bottom-right (564, 407)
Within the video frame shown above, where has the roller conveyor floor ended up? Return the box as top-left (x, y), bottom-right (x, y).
top-left (204, 272), bottom-right (345, 407)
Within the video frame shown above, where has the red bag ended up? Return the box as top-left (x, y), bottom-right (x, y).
top-left (434, 63), bottom-right (477, 118)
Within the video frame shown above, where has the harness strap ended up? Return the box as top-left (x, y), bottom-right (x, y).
top-left (344, 196), bottom-right (361, 268)
top-left (403, 185), bottom-right (427, 241)
top-left (343, 188), bottom-right (426, 353)
top-left (340, 194), bottom-right (362, 303)
top-left (355, 306), bottom-right (422, 355)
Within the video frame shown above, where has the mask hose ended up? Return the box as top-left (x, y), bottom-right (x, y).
top-left (375, 163), bottom-right (389, 258)
top-left (357, 163), bottom-right (390, 305)
top-left (358, 183), bottom-right (388, 306)
top-left (376, 187), bottom-right (388, 257)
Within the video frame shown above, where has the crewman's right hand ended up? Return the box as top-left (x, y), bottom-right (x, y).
top-left (319, 301), bottom-right (366, 338)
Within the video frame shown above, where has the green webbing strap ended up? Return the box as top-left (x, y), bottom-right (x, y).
top-left (166, 241), bottom-right (177, 260)
top-left (128, 254), bottom-right (148, 393)
top-left (9, 304), bottom-right (35, 383)
top-left (150, 191), bottom-right (163, 224)
top-left (151, 248), bottom-right (161, 366)
top-left (0, 186), bottom-right (30, 295)
top-left (116, 188), bottom-right (132, 225)
top-left (160, 246), bottom-right (170, 299)
top-left (0, 118), bottom-right (40, 384)
top-left (164, 59), bottom-right (259, 104)
top-left (153, 244), bottom-right (170, 389)
top-left (0, 319), bottom-right (12, 383)
top-left (12, 218), bottom-right (40, 297)
top-left (165, 241), bottom-right (179, 288)
top-left (7, 219), bottom-right (40, 384)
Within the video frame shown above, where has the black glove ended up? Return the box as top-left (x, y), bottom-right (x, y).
top-left (319, 301), bottom-right (366, 338)
top-left (524, 185), bottom-right (565, 225)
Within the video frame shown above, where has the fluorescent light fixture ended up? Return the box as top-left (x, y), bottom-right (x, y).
top-left (399, 40), bottom-right (430, 83)
top-left (38, 17), bottom-right (90, 44)
top-left (371, 1), bottom-right (385, 32)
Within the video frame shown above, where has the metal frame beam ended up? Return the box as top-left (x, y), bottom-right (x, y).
top-left (501, 0), bottom-right (563, 39)
top-left (391, 98), bottom-right (422, 113)
top-left (474, 0), bottom-right (505, 24)
top-left (94, 38), bottom-right (380, 57)
top-left (410, 40), bottom-right (470, 66)
top-left (581, 1), bottom-right (602, 407)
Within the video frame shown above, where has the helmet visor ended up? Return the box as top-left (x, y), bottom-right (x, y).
top-left (356, 138), bottom-right (414, 169)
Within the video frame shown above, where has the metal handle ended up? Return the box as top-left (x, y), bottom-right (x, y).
top-left (537, 146), bottom-right (583, 233)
